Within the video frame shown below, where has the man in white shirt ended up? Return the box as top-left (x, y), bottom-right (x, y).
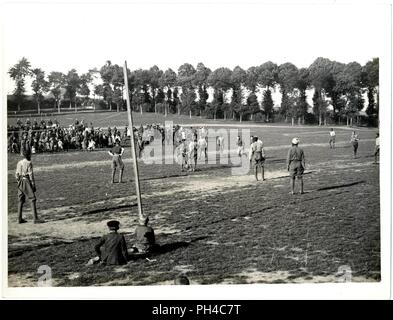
top-left (249, 136), bottom-right (265, 181)
top-left (329, 128), bottom-right (336, 149)
top-left (198, 136), bottom-right (208, 162)
top-left (15, 150), bottom-right (44, 224)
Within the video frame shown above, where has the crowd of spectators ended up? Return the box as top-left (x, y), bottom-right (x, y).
top-left (7, 118), bottom-right (186, 156)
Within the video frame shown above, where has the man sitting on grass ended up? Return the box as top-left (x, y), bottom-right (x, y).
top-left (129, 216), bottom-right (158, 254)
top-left (91, 220), bottom-right (129, 266)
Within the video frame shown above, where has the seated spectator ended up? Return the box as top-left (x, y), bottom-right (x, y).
top-left (129, 216), bottom-right (158, 254)
top-left (91, 220), bottom-right (129, 266)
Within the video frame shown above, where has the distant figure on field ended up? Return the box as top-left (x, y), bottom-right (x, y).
top-left (249, 136), bottom-right (265, 181)
top-left (236, 135), bottom-right (245, 157)
top-left (178, 139), bottom-right (189, 172)
top-left (108, 141), bottom-right (124, 183)
top-left (350, 131), bottom-right (359, 158)
top-left (217, 136), bottom-right (224, 154)
top-left (329, 128), bottom-right (336, 149)
top-left (93, 220), bottom-right (129, 265)
top-left (188, 138), bottom-right (198, 172)
top-left (374, 133), bottom-right (380, 164)
top-left (287, 138), bottom-right (305, 195)
top-left (15, 150), bottom-right (44, 224)
top-left (197, 135), bottom-right (208, 162)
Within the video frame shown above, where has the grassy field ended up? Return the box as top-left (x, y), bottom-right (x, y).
top-left (7, 116), bottom-right (380, 286)
top-left (8, 111), bottom-right (238, 128)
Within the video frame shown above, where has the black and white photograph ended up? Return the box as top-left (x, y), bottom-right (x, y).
top-left (1, 0), bottom-right (392, 300)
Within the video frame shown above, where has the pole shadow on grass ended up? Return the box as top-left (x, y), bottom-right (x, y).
top-left (316, 180), bottom-right (366, 191)
top-left (128, 236), bottom-right (208, 261)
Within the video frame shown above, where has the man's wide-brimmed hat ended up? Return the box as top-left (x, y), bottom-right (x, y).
top-left (292, 138), bottom-right (300, 145)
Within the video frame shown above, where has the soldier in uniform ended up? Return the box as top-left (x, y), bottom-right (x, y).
top-left (15, 150), bottom-right (44, 224)
top-left (249, 136), bottom-right (265, 181)
top-left (108, 141), bottom-right (125, 183)
top-left (286, 138), bottom-right (305, 195)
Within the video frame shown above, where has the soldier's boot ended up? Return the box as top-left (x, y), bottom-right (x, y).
top-left (32, 200), bottom-right (44, 224)
top-left (18, 201), bottom-right (27, 224)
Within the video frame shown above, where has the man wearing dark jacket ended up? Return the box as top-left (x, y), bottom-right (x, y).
top-left (94, 220), bottom-right (129, 265)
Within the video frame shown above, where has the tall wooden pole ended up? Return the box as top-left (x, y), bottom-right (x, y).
top-left (123, 61), bottom-right (144, 219)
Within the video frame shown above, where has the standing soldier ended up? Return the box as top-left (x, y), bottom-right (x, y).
top-left (286, 138), bottom-right (305, 195)
top-left (249, 136), bottom-right (265, 181)
top-left (236, 135), bottom-right (244, 157)
top-left (15, 150), bottom-right (44, 223)
top-left (197, 135), bottom-right (208, 162)
top-left (108, 141), bottom-right (125, 183)
top-left (188, 138), bottom-right (199, 172)
top-left (374, 133), bottom-right (380, 164)
top-left (329, 128), bottom-right (336, 149)
top-left (350, 131), bottom-right (359, 158)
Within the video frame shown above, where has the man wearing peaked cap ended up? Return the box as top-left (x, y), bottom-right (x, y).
top-left (107, 220), bottom-right (120, 230)
top-left (286, 137), bottom-right (305, 195)
top-left (93, 220), bottom-right (129, 265)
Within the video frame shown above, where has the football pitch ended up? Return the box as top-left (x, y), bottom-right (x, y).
top-left (7, 113), bottom-right (380, 286)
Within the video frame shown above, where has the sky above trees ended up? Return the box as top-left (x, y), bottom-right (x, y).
top-left (2, 2), bottom-right (389, 95)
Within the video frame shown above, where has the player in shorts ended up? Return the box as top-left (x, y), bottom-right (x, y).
top-left (15, 150), bottom-right (44, 224)
top-left (108, 141), bottom-right (125, 183)
top-left (188, 138), bottom-right (198, 172)
top-left (236, 135), bottom-right (245, 157)
top-left (374, 133), bottom-right (380, 164)
top-left (287, 138), bottom-right (305, 195)
top-left (350, 131), bottom-right (359, 158)
top-left (179, 139), bottom-right (189, 172)
top-left (197, 135), bottom-right (208, 162)
top-left (249, 136), bottom-right (265, 181)
top-left (329, 128), bottom-right (336, 149)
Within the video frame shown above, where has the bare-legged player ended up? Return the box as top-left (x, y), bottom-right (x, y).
top-left (108, 141), bottom-right (124, 183)
top-left (286, 138), bottom-right (305, 195)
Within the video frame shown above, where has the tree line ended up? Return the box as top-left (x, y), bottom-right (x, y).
top-left (8, 57), bottom-right (379, 125)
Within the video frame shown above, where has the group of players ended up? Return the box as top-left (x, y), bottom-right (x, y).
top-left (13, 123), bottom-right (380, 281)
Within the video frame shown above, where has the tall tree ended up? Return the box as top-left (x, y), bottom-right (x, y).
top-left (48, 71), bottom-right (65, 113)
top-left (208, 67), bottom-right (232, 120)
top-left (193, 63), bottom-right (212, 116)
top-left (111, 64), bottom-right (125, 112)
top-left (178, 63), bottom-right (196, 116)
top-left (336, 62), bottom-right (364, 126)
top-left (362, 58), bottom-right (379, 117)
top-left (8, 57), bottom-right (32, 111)
top-left (100, 61), bottom-right (115, 110)
top-left (258, 61), bottom-right (278, 121)
top-left (308, 57), bottom-right (333, 125)
top-left (277, 62), bottom-right (298, 123)
top-left (295, 68), bottom-right (311, 124)
top-left (231, 66), bottom-right (247, 122)
top-left (149, 65), bottom-right (163, 113)
top-left (78, 73), bottom-right (93, 106)
top-left (325, 61), bottom-right (345, 122)
top-left (159, 68), bottom-right (177, 115)
top-left (63, 69), bottom-right (81, 110)
top-left (31, 68), bottom-right (49, 115)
